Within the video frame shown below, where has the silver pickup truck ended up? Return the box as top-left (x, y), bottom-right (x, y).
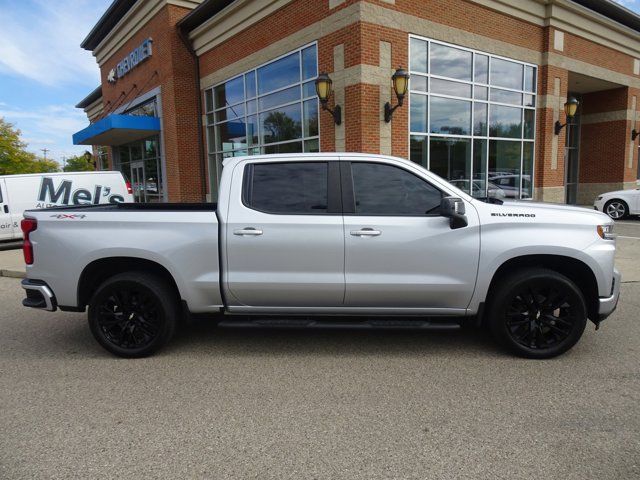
top-left (21, 153), bottom-right (620, 359)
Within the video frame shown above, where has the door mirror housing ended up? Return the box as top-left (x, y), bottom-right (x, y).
top-left (440, 196), bottom-right (468, 229)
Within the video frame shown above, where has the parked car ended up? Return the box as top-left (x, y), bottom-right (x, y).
top-left (0, 171), bottom-right (132, 241)
top-left (593, 184), bottom-right (640, 219)
top-left (21, 154), bottom-right (620, 359)
top-left (488, 174), bottom-right (532, 199)
top-left (449, 179), bottom-right (506, 199)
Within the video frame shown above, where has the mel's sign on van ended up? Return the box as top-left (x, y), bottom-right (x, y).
top-left (36, 177), bottom-right (125, 208)
top-left (107, 38), bottom-right (153, 84)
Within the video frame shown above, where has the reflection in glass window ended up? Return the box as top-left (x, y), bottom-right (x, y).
top-left (408, 36), bottom-right (536, 199)
top-left (431, 78), bottom-right (471, 98)
top-left (474, 54), bottom-right (489, 84)
top-left (205, 44), bottom-right (320, 198)
top-left (430, 43), bottom-right (472, 81)
top-left (410, 37), bottom-right (428, 73)
top-left (246, 162), bottom-right (328, 214)
top-left (430, 138), bottom-right (471, 186)
top-left (260, 104), bottom-right (302, 144)
top-left (473, 103), bottom-right (487, 136)
top-left (410, 93), bottom-right (427, 133)
top-left (215, 76), bottom-right (244, 108)
top-left (490, 58), bottom-right (523, 90)
top-left (257, 53), bottom-right (300, 95)
top-left (351, 162), bottom-right (442, 215)
top-left (430, 97), bottom-right (471, 135)
top-left (410, 135), bottom-right (428, 169)
top-left (490, 105), bottom-right (522, 139)
top-left (489, 140), bottom-right (522, 198)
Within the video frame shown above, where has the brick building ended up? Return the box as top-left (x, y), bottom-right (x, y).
top-left (74, 0), bottom-right (640, 204)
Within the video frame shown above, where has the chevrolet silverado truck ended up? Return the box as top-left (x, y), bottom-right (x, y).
top-left (21, 154), bottom-right (620, 359)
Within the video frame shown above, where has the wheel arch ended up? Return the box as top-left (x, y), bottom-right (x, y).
top-left (77, 257), bottom-right (182, 310)
top-left (485, 254), bottom-right (599, 323)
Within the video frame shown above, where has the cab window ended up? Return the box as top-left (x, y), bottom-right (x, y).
top-left (243, 162), bottom-right (329, 214)
top-left (350, 162), bottom-right (443, 215)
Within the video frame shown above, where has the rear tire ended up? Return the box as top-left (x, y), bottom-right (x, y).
top-left (88, 272), bottom-right (178, 358)
top-left (604, 199), bottom-right (628, 220)
top-left (487, 268), bottom-right (587, 359)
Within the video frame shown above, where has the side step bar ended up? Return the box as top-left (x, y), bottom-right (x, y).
top-left (217, 317), bottom-right (462, 330)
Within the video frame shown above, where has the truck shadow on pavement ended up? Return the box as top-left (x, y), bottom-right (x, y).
top-left (163, 320), bottom-right (503, 359)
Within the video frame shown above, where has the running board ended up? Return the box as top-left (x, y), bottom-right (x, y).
top-left (217, 317), bottom-right (462, 330)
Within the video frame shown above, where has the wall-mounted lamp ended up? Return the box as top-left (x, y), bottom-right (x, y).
top-left (632, 129), bottom-right (639, 141)
top-left (384, 67), bottom-right (410, 123)
top-left (554, 96), bottom-right (579, 135)
top-left (315, 73), bottom-right (341, 125)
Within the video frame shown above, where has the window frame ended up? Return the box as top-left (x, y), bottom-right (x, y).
top-left (408, 34), bottom-right (537, 200)
top-left (241, 161), bottom-right (341, 216)
top-left (341, 161), bottom-right (445, 217)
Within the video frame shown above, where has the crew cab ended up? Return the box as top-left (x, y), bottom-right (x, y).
top-left (21, 154), bottom-right (620, 359)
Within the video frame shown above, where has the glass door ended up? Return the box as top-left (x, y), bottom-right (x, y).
top-left (564, 94), bottom-right (581, 204)
top-left (131, 161), bottom-right (145, 203)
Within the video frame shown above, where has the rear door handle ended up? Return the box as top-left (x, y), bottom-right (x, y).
top-left (2, 205), bottom-right (7, 214)
top-left (350, 228), bottom-right (381, 237)
top-left (234, 227), bottom-right (263, 236)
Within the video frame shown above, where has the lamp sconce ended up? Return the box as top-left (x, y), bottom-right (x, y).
top-left (315, 73), bottom-right (341, 125)
top-left (554, 96), bottom-right (580, 135)
top-left (632, 129), bottom-right (639, 141)
top-left (384, 67), bottom-right (410, 123)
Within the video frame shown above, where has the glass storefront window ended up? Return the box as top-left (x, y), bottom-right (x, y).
top-left (430, 43), bottom-right (472, 81)
top-left (204, 43), bottom-right (320, 199)
top-left (409, 36), bottom-right (536, 199)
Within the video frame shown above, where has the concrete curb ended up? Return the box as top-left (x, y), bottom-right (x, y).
top-left (0, 269), bottom-right (25, 279)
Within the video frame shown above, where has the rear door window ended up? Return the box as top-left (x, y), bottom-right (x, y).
top-left (243, 162), bottom-right (329, 214)
top-left (350, 162), bottom-right (442, 215)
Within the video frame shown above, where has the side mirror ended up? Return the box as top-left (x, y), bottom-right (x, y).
top-left (441, 196), bottom-right (468, 229)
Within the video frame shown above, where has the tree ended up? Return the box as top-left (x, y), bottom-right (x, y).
top-left (63, 152), bottom-right (95, 172)
top-left (0, 117), bottom-right (60, 174)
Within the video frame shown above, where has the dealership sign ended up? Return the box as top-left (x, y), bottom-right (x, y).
top-left (107, 38), bottom-right (153, 84)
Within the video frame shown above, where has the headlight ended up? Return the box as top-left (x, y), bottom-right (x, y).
top-left (596, 196), bottom-right (603, 201)
top-left (597, 224), bottom-right (615, 240)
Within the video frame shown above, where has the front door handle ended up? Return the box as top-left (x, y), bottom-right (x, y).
top-left (2, 205), bottom-right (7, 214)
top-left (350, 228), bottom-right (381, 237)
top-left (234, 227), bottom-right (263, 236)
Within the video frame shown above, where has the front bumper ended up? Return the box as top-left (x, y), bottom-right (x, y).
top-left (22, 279), bottom-right (57, 312)
top-left (598, 268), bottom-right (621, 321)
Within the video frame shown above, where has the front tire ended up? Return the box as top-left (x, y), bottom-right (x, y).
top-left (487, 268), bottom-right (587, 359)
top-left (604, 199), bottom-right (628, 220)
top-left (88, 272), bottom-right (178, 358)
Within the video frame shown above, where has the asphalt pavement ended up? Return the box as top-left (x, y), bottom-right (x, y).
top-left (1, 274), bottom-right (639, 479)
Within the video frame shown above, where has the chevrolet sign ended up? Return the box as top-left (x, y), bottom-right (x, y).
top-left (108, 38), bottom-right (153, 84)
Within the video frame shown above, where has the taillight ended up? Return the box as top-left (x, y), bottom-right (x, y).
top-left (126, 181), bottom-right (133, 195)
top-left (21, 218), bottom-right (37, 265)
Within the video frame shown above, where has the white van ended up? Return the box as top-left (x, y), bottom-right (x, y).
top-left (0, 171), bottom-right (133, 241)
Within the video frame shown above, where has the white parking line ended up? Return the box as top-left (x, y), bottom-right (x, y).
top-left (615, 221), bottom-right (640, 226)
top-left (617, 235), bottom-right (640, 240)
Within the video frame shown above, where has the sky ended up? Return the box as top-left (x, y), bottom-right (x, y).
top-left (0, 0), bottom-right (640, 165)
top-left (0, 0), bottom-right (111, 164)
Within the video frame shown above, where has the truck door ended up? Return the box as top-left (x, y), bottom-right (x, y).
top-left (0, 179), bottom-right (15, 240)
top-left (224, 159), bottom-right (344, 308)
top-left (341, 160), bottom-right (480, 313)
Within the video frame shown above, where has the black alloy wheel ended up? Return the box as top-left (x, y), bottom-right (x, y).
top-left (88, 272), bottom-right (178, 357)
top-left (488, 268), bottom-right (587, 359)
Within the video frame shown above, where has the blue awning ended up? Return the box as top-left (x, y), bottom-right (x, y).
top-left (73, 114), bottom-right (160, 145)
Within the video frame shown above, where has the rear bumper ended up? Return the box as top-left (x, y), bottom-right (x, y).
top-left (21, 279), bottom-right (57, 312)
top-left (598, 269), bottom-right (621, 321)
